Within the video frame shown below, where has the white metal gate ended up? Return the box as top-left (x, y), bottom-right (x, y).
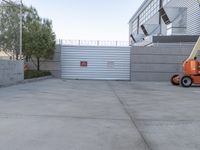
top-left (61, 46), bottom-right (130, 80)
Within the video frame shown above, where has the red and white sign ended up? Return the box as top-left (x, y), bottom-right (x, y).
top-left (80, 61), bottom-right (88, 67)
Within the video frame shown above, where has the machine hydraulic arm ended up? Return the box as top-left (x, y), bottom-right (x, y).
top-left (187, 37), bottom-right (200, 60)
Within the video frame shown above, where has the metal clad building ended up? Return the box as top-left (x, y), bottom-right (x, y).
top-left (166, 0), bottom-right (200, 35)
top-left (61, 46), bottom-right (130, 80)
top-left (129, 0), bottom-right (200, 46)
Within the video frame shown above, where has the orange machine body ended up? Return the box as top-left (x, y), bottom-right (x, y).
top-left (183, 59), bottom-right (200, 84)
top-left (171, 2), bottom-right (200, 87)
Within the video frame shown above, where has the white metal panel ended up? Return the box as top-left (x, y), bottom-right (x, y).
top-left (129, 0), bottom-right (200, 42)
top-left (165, 0), bottom-right (200, 35)
top-left (61, 46), bottom-right (130, 80)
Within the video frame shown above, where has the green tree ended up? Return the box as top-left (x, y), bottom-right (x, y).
top-left (0, 1), bottom-right (20, 58)
top-left (0, 1), bottom-right (41, 59)
top-left (23, 18), bottom-right (56, 70)
top-left (0, 1), bottom-right (56, 70)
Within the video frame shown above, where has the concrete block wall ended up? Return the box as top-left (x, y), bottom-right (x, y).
top-left (131, 45), bottom-right (194, 81)
top-left (0, 60), bottom-right (24, 86)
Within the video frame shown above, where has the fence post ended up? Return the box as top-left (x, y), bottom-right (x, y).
top-left (78, 40), bottom-right (81, 46)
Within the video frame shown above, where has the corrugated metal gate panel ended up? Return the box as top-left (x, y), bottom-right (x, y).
top-left (61, 46), bottom-right (130, 80)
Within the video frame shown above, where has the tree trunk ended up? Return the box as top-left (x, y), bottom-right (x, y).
top-left (16, 52), bottom-right (19, 60)
top-left (37, 57), bottom-right (40, 71)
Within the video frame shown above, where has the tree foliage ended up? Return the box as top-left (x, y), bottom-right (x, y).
top-left (0, 1), bottom-right (20, 57)
top-left (0, 1), bottom-right (56, 70)
top-left (23, 18), bottom-right (56, 70)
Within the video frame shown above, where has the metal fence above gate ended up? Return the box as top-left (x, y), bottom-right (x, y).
top-left (57, 39), bottom-right (129, 47)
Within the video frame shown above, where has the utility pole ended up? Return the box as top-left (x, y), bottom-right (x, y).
top-left (19, 0), bottom-right (22, 60)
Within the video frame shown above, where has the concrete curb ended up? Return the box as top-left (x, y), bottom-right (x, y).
top-left (0, 76), bottom-right (53, 88)
top-left (22, 76), bottom-right (53, 84)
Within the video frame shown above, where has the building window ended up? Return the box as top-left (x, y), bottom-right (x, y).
top-left (131, 19), bottom-right (138, 33)
top-left (139, 0), bottom-right (160, 26)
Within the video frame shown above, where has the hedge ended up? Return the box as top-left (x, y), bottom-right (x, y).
top-left (24, 70), bottom-right (51, 79)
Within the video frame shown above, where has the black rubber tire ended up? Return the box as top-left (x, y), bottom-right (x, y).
top-left (181, 76), bottom-right (193, 87)
top-left (171, 74), bottom-right (180, 86)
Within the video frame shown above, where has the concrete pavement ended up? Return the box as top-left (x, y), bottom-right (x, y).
top-left (0, 79), bottom-right (148, 150)
top-left (0, 79), bottom-right (199, 150)
top-left (110, 81), bottom-right (200, 150)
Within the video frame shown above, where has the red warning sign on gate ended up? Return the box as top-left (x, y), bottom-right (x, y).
top-left (80, 61), bottom-right (88, 67)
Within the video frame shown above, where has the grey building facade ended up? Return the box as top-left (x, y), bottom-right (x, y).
top-left (129, 0), bottom-right (200, 46)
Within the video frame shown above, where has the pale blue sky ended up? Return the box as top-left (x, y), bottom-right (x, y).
top-left (23, 0), bottom-right (143, 41)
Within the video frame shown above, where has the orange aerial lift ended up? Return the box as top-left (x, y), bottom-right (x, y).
top-left (171, 37), bottom-right (200, 87)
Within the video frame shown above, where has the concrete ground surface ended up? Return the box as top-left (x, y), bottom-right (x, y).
top-left (0, 79), bottom-right (199, 150)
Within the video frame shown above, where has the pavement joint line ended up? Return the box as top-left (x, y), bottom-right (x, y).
top-left (136, 120), bottom-right (198, 127)
top-left (106, 81), bottom-right (152, 150)
top-left (135, 119), bottom-right (200, 122)
top-left (0, 113), bottom-right (129, 121)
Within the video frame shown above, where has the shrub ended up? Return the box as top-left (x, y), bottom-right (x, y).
top-left (24, 70), bottom-right (51, 79)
